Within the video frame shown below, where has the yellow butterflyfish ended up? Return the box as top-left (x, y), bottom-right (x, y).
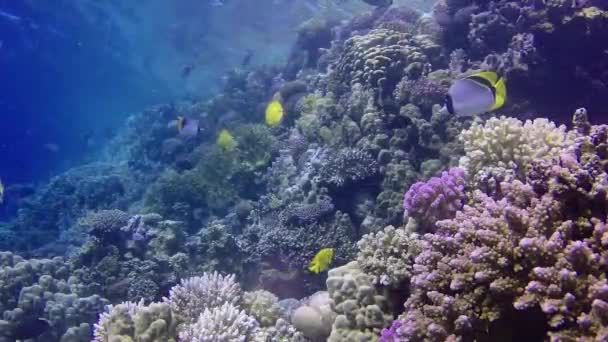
top-left (265, 100), bottom-right (284, 128)
top-left (217, 129), bottom-right (237, 151)
top-left (308, 248), bottom-right (335, 274)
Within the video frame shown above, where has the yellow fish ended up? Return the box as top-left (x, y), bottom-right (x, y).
top-left (308, 248), bottom-right (334, 274)
top-left (217, 129), bottom-right (237, 151)
top-left (265, 100), bottom-right (284, 128)
top-left (0, 177), bottom-right (3, 204)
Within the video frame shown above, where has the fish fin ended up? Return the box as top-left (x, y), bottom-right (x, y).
top-left (491, 77), bottom-right (507, 110)
top-left (308, 262), bottom-right (320, 274)
top-left (470, 71), bottom-right (499, 85)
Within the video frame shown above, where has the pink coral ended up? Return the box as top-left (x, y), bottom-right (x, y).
top-left (403, 167), bottom-right (466, 232)
top-left (390, 114), bottom-right (608, 341)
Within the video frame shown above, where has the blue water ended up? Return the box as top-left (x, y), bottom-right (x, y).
top-left (0, 1), bottom-right (177, 185)
top-left (0, 0), bottom-right (380, 187)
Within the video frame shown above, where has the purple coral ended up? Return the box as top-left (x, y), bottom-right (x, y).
top-left (391, 115), bottom-right (608, 341)
top-left (380, 320), bottom-right (404, 342)
top-left (403, 167), bottom-right (466, 230)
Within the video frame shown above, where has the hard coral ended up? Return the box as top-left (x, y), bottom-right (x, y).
top-left (326, 261), bottom-right (393, 341)
top-left (93, 300), bottom-right (177, 342)
top-left (329, 28), bottom-right (435, 100)
top-left (356, 225), bottom-right (422, 286)
top-left (389, 112), bottom-right (608, 341)
top-left (403, 167), bottom-right (466, 232)
top-left (459, 116), bottom-right (570, 184)
top-left (317, 148), bottom-right (377, 188)
top-left (242, 290), bottom-right (281, 327)
top-left (164, 272), bottom-right (242, 324)
top-left (178, 302), bottom-right (259, 342)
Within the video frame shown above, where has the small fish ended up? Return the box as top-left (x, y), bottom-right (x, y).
top-left (43, 143), bottom-right (60, 152)
top-left (181, 64), bottom-right (196, 78)
top-left (0, 10), bottom-right (21, 23)
top-left (441, 71), bottom-right (507, 117)
top-left (362, 0), bottom-right (393, 8)
top-left (176, 116), bottom-right (202, 137)
top-left (308, 248), bottom-right (335, 274)
top-left (6, 317), bottom-right (51, 340)
top-left (0, 177), bottom-right (4, 204)
top-left (242, 49), bottom-right (254, 67)
top-left (265, 99), bottom-right (284, 128)
top-left (216, 129), bottom-right (237, 151)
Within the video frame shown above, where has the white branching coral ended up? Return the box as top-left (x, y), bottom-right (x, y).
top-left (356, 225), bottom-right (421, 286)
top-left (93, 300), bottom-right (177, 342)
top-left (459, 116), bottom-right (570, 181)
top-left (164, 272), bottom-right (242, 323)
top-left (178, 302), bottom-right (259, 342)
top-left (93, 300), bottom-right (144, 341)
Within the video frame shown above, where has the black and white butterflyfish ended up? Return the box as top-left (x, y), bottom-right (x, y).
top-left (442, 71), bottom-right (507, 117)
top-left (176, 116), bottom-right (202, 137)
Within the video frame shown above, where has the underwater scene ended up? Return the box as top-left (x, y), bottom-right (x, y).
top-left (1, 0), bottom-right (608, 341)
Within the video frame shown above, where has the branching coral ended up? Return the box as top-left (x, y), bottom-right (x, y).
top-left (93, 300), bottom-right (177, 342)
top-left (386, 113), bottom-right (608, 341)
top-left (356, 225), bottom-right (421, 286)
top-left (459, 116), bottom-right (570, 185)
top-left (403, 167), bottom-right (466, 231)
top-left (178, 302), bottom-right (259, 342)
top-left (317, 148), bottom-right (377, 188)
top-left (164, 272), bottom-right (242, 323)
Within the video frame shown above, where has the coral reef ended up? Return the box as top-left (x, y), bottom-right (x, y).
top-left (356, 225), bottom-right (421, 286)
top-left (242, 290), bottom-right (282, 327)
top-left (165, 272), bottom-right (242, 324)
top-left (178, 302), bottom-right (259, 341)
top-left (326, 261), bottom-right (393, 341)
top-left (459, 116), bottom-right (570, 192)
top-left (93, 300), bottom-right (177, 342)
top-left (403, 167), bottom-right (466, 232)
top-left (0, 252), bottom-right (109, 341)
top-left (378, 112), bottom-right (608, 341)
top-left (3, 2), bottom-right (608, 342)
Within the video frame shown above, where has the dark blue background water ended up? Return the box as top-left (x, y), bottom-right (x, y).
top-left (0, 1), bottom-right (175, 186)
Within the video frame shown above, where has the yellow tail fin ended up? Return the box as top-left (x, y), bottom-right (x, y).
top-left (491, 77), bottom-right (507, 110)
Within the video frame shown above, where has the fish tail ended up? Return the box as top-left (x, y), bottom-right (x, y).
top-left (491, 78), bottom-right (507, 110)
